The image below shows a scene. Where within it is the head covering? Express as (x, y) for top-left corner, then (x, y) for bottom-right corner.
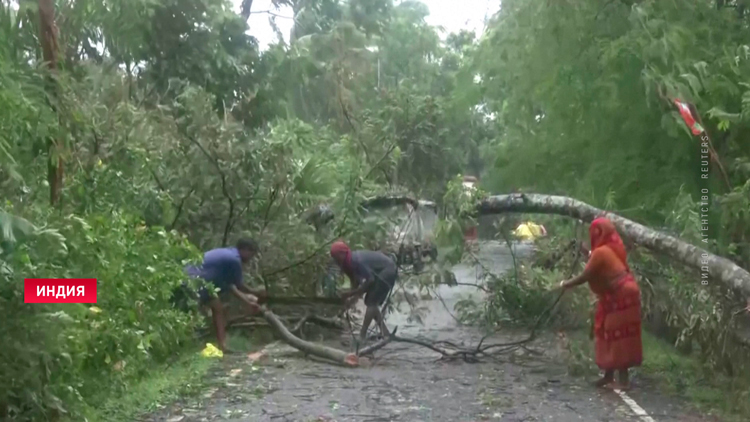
(589, 217), (629, 270)
(330, 241), (353, 274)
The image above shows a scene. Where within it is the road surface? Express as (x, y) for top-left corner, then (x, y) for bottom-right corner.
(145, 241), (719, 422)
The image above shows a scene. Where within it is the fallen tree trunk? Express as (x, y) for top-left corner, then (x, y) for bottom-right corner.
(303, 195), (436, 229)
(361, 195), (419, 210)
(262, 308), (351, 364)
(261, 308), (392, 366)
(476, 193), (750, 299)
(342, 192), (750, 299)
(265, 296), (345, 306)
(361, 195), (436, 211)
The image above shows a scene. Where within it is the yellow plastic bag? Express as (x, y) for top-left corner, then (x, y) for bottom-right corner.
(527, 222), (543, 237)
(514, 222), (544, 240)
(514, 223), (535, 240)
(201, 343), (223, 358)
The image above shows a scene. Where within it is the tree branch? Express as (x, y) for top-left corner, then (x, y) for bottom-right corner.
(183, 134), (235, 246)
(169, 187), (195, 231)
(261, 308), (393, 366)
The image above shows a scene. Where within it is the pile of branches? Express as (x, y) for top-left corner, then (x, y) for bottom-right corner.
(223, 288), (565, 367)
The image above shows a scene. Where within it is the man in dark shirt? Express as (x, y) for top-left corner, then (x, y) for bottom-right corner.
(329, 241), (398, 345)
(185, 238), (267, 352)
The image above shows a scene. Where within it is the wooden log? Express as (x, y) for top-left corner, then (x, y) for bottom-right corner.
(265, 296), (345, 306)
(475, 193), (750, 299)
(262, 308), (352, 364)
(260, 308), (393, 366)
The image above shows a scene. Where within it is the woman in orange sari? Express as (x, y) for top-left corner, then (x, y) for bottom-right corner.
(560, 217), (642, 390)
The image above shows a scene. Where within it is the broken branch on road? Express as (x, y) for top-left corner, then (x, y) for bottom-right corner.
(250, 285), (565, 366)
(261, 308), (394, 366)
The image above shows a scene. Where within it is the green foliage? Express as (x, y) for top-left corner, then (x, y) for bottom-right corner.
(0, 0), (494, 413)
(5, 0), (750, 419)
(80, 353), (215, 422)
(0, 211), (200, 420)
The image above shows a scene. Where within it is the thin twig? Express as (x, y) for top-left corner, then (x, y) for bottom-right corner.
(183, 133), (235, 246)
(430, 287), (463, 325)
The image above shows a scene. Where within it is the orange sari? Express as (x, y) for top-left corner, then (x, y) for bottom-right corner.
(586, 218), (643, 371)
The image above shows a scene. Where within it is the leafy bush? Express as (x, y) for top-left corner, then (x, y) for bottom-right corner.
(0, 210), (201, 421)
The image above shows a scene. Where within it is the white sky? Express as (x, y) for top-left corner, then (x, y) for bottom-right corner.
(237, 0), (497, 50)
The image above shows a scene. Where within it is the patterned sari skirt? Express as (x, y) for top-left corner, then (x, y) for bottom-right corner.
(594, 274), (643, 370)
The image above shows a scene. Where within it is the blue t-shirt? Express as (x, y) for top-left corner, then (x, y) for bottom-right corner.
(186, 247), (243, 292)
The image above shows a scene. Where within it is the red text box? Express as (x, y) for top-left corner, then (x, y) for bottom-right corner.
(24, 279), (97, 303)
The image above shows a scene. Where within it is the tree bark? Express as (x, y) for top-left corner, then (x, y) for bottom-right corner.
(476, 193), (750, 299)
(265, 296), (345, 306)
(262, 308), (352, 364)
(240, 0), (254, 20)
(261, 308), (392, 366)
(361, 195), (436, 211)
(38, 0), (63, 206)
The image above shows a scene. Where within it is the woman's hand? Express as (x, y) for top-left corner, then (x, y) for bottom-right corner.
(559, 279), (571, 290)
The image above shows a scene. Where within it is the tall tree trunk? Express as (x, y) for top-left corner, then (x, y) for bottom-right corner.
(38, 0), (63, 206)
(352, 193), (750, 300)
(476, 193), (750, 300)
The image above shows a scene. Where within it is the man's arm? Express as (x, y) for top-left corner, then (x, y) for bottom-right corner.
(229, 284), (261, 312)
(343, 279), (374, 298)
(229, 261), (265, 306)
(341, 261), (374, 298)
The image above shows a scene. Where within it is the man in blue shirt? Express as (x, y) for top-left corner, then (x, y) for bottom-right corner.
(186, 238), (267, 352)
(329, 241), (398, 346)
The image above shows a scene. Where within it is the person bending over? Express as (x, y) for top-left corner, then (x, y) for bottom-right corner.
(186, 238), (267, 352)
(329, 241), (398, 345)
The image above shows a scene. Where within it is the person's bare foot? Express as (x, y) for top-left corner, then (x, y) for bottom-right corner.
(594, 377), (614, 388)
(594, 370), (615, 388)
(611, 381), (631, 391)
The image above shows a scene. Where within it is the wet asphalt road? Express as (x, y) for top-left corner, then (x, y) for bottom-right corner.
(145, 241), (720, 422)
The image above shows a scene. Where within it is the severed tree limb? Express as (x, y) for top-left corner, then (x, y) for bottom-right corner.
(358, 327), (398, 356)
(265, 296), (346, 306)
(360, 195), (436, 211)
(475, 193), (750, 299)
(224, 311), (345, 331)
(260, 308), (393, 366)
(262, 308), (353, 364)
(303, 195), (436, 228)
(250, 301), (550, 365)
(289, 314), (346, 333)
